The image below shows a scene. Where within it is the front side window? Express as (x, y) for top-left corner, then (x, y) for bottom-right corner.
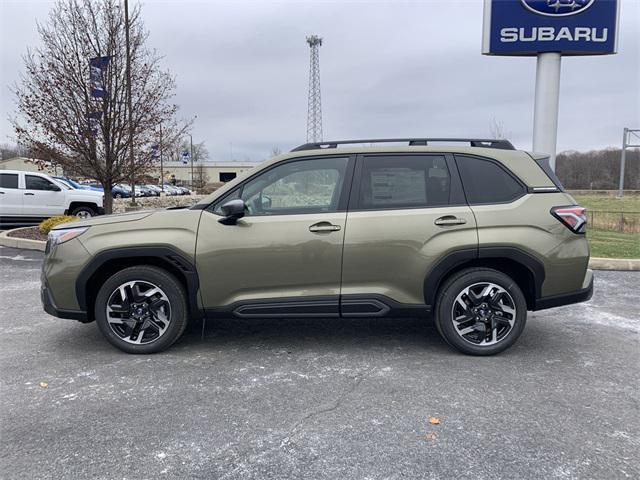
(214, 157), (349, 216)
(358, 155), (451, 209)
(0, 173), (19, 189)
(25, 175), (59, 191)
(456, 156), (524, 204)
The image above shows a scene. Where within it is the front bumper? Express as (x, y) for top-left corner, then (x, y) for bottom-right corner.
(533, 269), (594, 311)
(41, 281), (88, 322)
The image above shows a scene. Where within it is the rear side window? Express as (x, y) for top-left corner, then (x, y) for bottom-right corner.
(0, 173), (19, 189)
(358, 155), (452, 209)
(456, 156), (524, 204)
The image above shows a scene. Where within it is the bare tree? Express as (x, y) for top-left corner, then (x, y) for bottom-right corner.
(270, 146), (282, 157)
(12, 0), (188, 213)
(488, 117), (512, 140)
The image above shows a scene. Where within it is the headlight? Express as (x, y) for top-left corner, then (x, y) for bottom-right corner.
(48, 227), (89, 248)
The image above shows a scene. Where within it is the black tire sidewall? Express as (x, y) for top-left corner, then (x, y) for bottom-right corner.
(72, 206), (96, 217)
(436, 268), (527, 356)
(95, 266), (188, 354)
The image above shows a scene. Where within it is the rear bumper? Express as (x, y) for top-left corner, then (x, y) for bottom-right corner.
(41, 281), (88, 322)
(533, 269), (594, 311)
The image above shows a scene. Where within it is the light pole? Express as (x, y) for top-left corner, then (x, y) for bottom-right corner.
(159, 122), (164, 192)
(124, 0), (136, 205)
(189, 134), (194, 189)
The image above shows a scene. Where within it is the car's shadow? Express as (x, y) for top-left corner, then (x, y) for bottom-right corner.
(51, 314), (555, 356)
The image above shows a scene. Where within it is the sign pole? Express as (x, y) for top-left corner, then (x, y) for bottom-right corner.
(532, 52), (562, 170)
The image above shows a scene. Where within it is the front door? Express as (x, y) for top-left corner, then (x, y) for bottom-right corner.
(23, 174), (66, 217)
(196, 155), (354, 317)
(340, 153), (477, 314)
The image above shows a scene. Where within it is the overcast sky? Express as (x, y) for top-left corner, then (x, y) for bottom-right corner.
(1, 0), (639, 161)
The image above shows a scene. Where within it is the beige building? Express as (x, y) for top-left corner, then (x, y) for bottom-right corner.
(150, 161), (257, 186)
(0, 157), (62, 175)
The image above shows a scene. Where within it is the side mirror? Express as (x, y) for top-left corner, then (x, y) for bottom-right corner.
(218, 199), (247, 225)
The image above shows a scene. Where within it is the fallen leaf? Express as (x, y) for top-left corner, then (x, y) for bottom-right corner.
(428, 416), (441, 425)
(39, 382), (49, 389)
(425, 432), (437, 440)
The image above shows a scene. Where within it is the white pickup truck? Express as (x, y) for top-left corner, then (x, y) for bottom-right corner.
(0, 170), (104, 227)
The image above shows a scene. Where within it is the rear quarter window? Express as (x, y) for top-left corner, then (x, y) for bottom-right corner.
(456, 155), (525, 204)
(0, 173), (19, 189)
(534, 157), (565, 191)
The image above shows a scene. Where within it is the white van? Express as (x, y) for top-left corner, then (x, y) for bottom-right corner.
(0, 170), (104, 227)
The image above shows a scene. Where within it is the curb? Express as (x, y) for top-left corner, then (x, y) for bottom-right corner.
(588, 257), (640, 271)
(0, 227), (638, 270)
(0, 228), (46, 252)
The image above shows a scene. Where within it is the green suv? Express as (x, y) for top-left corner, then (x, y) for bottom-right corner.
(41, 138), (593, 355)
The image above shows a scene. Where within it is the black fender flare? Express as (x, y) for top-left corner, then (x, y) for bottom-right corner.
(423, 246), (545, 308)
(76, 246), (201, 318)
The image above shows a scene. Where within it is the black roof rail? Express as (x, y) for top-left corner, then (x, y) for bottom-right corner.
(291, 138), (516, 152)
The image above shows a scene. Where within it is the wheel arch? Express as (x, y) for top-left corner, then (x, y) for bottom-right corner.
(67, 201), (99, 213)
(76, 246), (201, 322)
(424, 247), (544, 311)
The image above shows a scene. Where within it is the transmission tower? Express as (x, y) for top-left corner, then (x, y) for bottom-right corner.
(306, 35), (323, 143)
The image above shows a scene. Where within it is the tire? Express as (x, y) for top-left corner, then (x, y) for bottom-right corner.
(435, 268), (527, 356)
(71, 205), (96, 219)
(115, 193), (123, 198)
(94, 266), (189, 354)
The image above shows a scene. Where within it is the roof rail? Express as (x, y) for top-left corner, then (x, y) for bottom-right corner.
(291, 138), (516, 152)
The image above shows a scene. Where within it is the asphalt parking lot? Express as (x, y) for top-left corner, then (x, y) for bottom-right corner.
(0, 245), (638, 480)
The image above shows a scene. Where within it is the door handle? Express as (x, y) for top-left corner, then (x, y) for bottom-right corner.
(24, 192), (35, 196)
(434, 215), (466, 226)
(309, 222), (341, 233)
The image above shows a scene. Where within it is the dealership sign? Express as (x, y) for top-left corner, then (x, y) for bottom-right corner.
(483, 0), (620, 56)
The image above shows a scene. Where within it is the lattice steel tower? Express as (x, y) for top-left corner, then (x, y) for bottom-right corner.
(306, 35), (323, 143)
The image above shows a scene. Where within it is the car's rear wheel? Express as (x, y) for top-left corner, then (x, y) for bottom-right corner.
(71, 205), (96, 218)
(95, 266), (189, 354)
(435, 268), (527, 355)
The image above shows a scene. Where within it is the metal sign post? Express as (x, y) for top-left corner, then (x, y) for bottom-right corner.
(532, 52), (561, 169)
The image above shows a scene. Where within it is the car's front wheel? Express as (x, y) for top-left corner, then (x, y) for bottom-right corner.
(94, 266), (189, 354)
(435, 268), (527, 355)
(71, 205), (96, 218)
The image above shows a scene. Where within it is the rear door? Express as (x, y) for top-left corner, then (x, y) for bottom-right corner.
(23, 174), (66, 217)
(0, 172), (23, 217)
(340, 153), (477, 315)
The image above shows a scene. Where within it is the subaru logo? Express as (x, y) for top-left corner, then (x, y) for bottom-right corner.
(520, 0), (595, 17)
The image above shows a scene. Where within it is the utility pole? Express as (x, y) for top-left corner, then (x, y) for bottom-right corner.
(618, 128), (640, 198)
(124, 0), (136, 205)
(306, 35), (323, 143)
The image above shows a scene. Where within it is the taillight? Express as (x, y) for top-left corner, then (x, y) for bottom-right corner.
(551, 206), (586, 233)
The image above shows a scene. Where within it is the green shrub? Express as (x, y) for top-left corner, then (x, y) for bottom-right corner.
(39, 215), (79, 234)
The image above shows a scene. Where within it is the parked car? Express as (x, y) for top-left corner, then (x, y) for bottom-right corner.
(112, 184), (132, 199)
(162, 184), (181, 196)
(0, 170), (104, 226)
(144, 185), (162, 196)
(142, 185), (160, 197)
(41, 138), (592, 355)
